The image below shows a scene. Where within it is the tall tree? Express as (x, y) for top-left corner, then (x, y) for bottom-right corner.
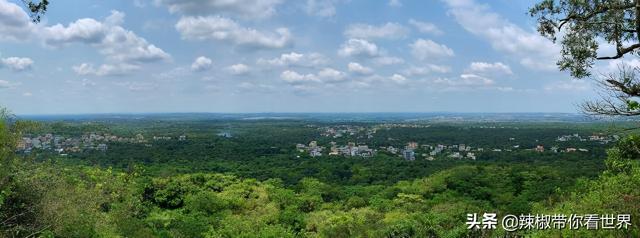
(530, 0), (640, 116)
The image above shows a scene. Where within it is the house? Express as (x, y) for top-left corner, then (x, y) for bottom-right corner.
(403, 149), (415, 161)
(466, 152), (476, 160)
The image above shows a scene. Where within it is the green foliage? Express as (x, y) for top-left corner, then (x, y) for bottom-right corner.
(530, 0), (636, 78)
(1, 113), (636, 237)
(21, 0), (49, 23)
(605, 135), (640, 174)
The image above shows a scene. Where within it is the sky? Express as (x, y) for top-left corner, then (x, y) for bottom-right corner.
(0, 0), (621, 114)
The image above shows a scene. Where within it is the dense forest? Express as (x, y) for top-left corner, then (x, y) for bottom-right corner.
(1, 115), (638, 237)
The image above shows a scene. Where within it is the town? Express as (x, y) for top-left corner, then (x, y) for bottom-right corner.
(17, 132), (187, 155)
(17, 124), (618, 163)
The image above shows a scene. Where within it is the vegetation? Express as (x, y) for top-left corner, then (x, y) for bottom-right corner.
(530, 0), (640, 116)
(0, 112), (638, 237)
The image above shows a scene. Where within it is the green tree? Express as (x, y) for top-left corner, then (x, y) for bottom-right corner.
(530, 0), (640, 116)
(20, 0), (49, 23)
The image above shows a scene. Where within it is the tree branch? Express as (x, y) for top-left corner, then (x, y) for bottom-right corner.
(596, 43), (640, 59)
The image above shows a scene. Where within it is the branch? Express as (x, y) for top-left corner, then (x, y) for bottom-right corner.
(596, 43), (640, 59)
(558, 3), (635, 30)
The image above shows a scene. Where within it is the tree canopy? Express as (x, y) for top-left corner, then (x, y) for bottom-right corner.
(530, 0), (640, 116)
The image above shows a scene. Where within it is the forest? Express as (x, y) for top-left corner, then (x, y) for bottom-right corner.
(0, 115), (638, 237)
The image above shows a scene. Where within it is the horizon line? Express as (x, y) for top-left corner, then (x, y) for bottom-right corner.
(16, 111), (586, 116)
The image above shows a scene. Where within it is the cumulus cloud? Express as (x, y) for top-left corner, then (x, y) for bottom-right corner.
(344, 22), (408, 40)
(317, 67), (346, 82)
(45, 11), (170, 65)
(402, 64), (451, 76)
(176, 16), (292, 49)
(0, 0), (34, 41)
(227, 63), (250, 75)
(154, 0), (284, 19)
(442, 0), (559, 71)
(281, 68), (347, 84)
(257, 52), (328, 67)
(338, 38), (379, 57)
(43, 11), (170, 76)
(389, 74), (407, 83)
(408, 19), (443, 35)
(72, 63), (140, 77)
(373, 56), (404, 65)
(433, 74), (495, 88)
(466, 62), (512, 75)
(191, 56), (213, 71)
(281, 70), (320, 84)
(1, 57), (33, 71)
(305, 0), (338, 17)
(348, 62), (373, 75)
(409, 39), (454, 60)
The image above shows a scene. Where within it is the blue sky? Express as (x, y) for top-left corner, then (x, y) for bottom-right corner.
(0, 0), (604, 114)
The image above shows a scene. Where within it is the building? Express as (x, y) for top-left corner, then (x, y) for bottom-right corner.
(403, 149), (415, 161)
(406, 142), (418, 150)
(97, 143), (108, 151)
(466, 152), (476, 160)
(535, 145), (544, 152)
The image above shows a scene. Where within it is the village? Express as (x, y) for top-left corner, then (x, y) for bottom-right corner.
(16, 132), (187, 155)
(294, 125), (619, 161)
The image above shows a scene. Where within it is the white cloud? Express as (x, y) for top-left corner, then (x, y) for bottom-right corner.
(0, 0), (34, 41)
(599, 58), (640, 74)
(281, 68), (347, 84)
(344, 22), (408, 40)
(408, 19), (443, 35)
(238, 82), (275, 92)
(1, 57), (33, 71)
(458, 74), (494, 85)
(409, 39), (454, 60)
(22, 92), (32, 97)
(72, 63), (140, 77)
(389, 0), (402, 7)
(227, 63), (250, 75)
(280, 70), (319, 84)
(373, 56), (404, 65)
(45, 11), (170, 64)
(466, 62), (512, 75)
(0, 79), (10, 88)
(338, 38), (379, 57)
(154, 0), (284, 19)
(402, 64), (451, 76)
(257, 52), (328, 67)
(44, 11), (170, 76)
(115, 81), (158, 92)
(432, 74), (495, 88)
(442, 0), (559, 71)
(191, 56), (213, 71)
(317, 67), (346, 82)
(544, 80), (590, 91)
(176, 16), (292, 49)
(348, 62), (373, 75)
(305, 0), (337, 17)
(389, 74), (407, 83)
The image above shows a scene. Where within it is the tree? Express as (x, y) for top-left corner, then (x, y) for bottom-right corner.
(20, 0), (49, 23)
(530, 0), (640, 116)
